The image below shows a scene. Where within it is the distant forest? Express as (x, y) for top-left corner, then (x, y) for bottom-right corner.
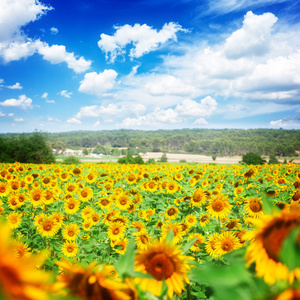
(2, 128), (298, 157)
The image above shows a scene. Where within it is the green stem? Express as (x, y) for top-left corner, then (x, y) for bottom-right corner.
(186, 283), (191, 300)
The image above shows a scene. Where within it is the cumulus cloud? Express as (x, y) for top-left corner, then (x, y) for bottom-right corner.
(0, 111), (5, 117)
(98, 22), (185, 62)
(38, 44), (92, 73)
(224, 11), (278, 59)
(79, 70), (118, 97)
(41, 92), (48, 99)
(76, 104), (122, 118)
(193, 118), (208, 125)
(0, 94), (32, 109)
(6, 82), (22, 89)
(0, 0), (52, 42)
(67, 117), (81, 124)
(59, 90), (72, 98)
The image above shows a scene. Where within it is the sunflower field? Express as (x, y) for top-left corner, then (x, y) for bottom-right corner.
(0, 161), (300, 300)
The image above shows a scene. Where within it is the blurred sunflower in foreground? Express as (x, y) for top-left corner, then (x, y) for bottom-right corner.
(0, 222), (49, 300)
(245, 208), (300, 285)
(135, 238), (194, 299)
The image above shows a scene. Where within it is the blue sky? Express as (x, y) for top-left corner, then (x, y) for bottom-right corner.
(1, 0), (300, 133)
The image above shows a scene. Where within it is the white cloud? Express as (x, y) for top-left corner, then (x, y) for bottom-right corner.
(47, 117), (60, 122)
(38, 44), (92, 73)
(93, 120), (100, 127)
(45, 99), (55, 103)
(0, 95), (32, 109)
(129, 104), (147, 116)
(14, 117), (24, 122)
(59, 90), (72, 98)
(8, 113), (14, 117)
(6, 82), (22, 89)
(224, 11), (278, 59)
(0, 111), (5, 117)
(50, 27), (58, 35)
(0, 0), (52, 42)
(175, 97), (217, 117)
(98, 22), (185, 62)
(79, 70), (118, 97)
(145, 75), (196, 96)
(67, 117), (81, 124)
(76, 103), (122, 118)
(41, 92), (48, 99)
(270, 119), (300, 128)
(193, 118), (208, 125)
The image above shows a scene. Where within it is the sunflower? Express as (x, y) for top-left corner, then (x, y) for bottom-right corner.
(0, 222), (49, 300)
(89, 212), (101, 225)
(54, 260), (130, 300)
(199, 214), (210, 226)
(205, 233), (220, 258)
(81, 206), (94, 219)
(165, 206), (180, 220)
(62, 223), (80, 240)
(214, 231), (241, 257)
(146, 180), (157, 192)
(274, 288), (300, 300)
(78, 186), (93, 202)
(37, 216), (60, 237)
(161, 222), (184, 244)
(86, 172), (97, 184)
(126, 173), (137, 184)
(116, 194), (132, 211)
(0, 181), (9, 197)
(244, 197), (264, 218)
(8, 194), (21, 210)
(185, 214), (197, 227)
(82, 220), (93, 231)
(166, 180), (179, 194)
(64, 182), (78, 194)
(131, 220), (146, 232)
(52, 212), (65, 228)
(64, 198), (80, 214)
(191, 188), (207, 206)
(133, 230), (152, 250)
(188, 233), (206, 252)
(113, 238), (128, 255)
(11, 240), (31, 258)
(245, 210), (300, 285)
(97, 197), (112, 210)
(7, 212), (22, 229)
(30, 187), (46, 208)
(135, 238), (194, 299)
(207, 194), (232, 220)
(62, 241), (78, 257)
(34, 213), (46, 227)
(107, 221), (126, 242)
(71, 167), (82, 177)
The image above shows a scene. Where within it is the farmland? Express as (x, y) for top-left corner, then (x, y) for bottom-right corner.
(0, 161), (300, 299)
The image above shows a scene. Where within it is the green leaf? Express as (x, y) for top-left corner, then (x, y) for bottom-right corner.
(279, 227), (300, 270)
(261, 194), (279, 215)
(166, 228), (175, 243)
(182, 237), (198, 254)
(114, 239), (136, 280)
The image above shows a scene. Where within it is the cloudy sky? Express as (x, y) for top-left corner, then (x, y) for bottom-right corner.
(1, 0), (300, 133)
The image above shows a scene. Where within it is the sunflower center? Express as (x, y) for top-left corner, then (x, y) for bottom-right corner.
(81, 191), (88, 197)
(101, 199), (109, 206)
(262, 219), (297, 262)
(221, 240), (234, 252)
(0, 186), (5, 193)
(11, 217), (18, 224)
(212, 200), (225, 212)
(113, 228), (120, 235)
(120, 199), (127, 205)
(33, 194), (41, 201)
(167, 208), (176, 216)
(249, 200), (262, 212)
(44, 223), (53, 231)
(193, 192), (202, 202)
(67, 246), (74, 253)
(73, 168), (81, 175)
(145, 253), (175, 280)
(140, 235), (149, 244)
(68, 230), (74, 236)
(69, 203), (75, 209)
(67, 186), (75, 192)
(43, 178), (50, 184)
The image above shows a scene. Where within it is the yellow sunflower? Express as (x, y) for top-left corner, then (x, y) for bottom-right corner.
(6, 212), (22, 229)
(244, 196), (264, 218)
(207, 194), (232, 220)
(274, 288), (300, 300)
(116, 194), (132, 211)
(245, 210), (300, 285)
(185, 214), (197, 227)
(54, 260), (130, 300)
(205, 233), (220, 258)
(133, 230), (152, 250)
(8, 194), (21, 210)
(131, 220), (146, 232)
(165, 206), (180, 220)
(112, 238), (128, 255)
(161, 222), (184, 244)
(62, 223), (80, 240)
(214, 231), (241, 257)
(166, 180), (179, 194)
(0, 181), (9, 197)
(89, 212), (101, 225)
(62, 241), (78, 257)
(135, 238), (194, 299)
(37, 216), (60, 237)
(107, 221), (126, 242)
(188, 233), (206, 252)
(64, 182), (78, 194)
(191, 188), (207, 206)
(78, 186), (93, 202)
(11, 240), (31, 258)
(97, 197), (112, 210)
(30, 187), (46, 208)
(64, 198), (80, 214)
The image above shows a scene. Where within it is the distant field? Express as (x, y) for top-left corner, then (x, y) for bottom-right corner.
(56, 152), (300, 164)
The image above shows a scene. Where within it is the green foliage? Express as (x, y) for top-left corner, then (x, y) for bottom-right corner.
(0, 132), (55, 163)
(268, 154), (280, 164)
(212, 154), (217, 161)
(82, 148), (89, 156)
(160, 153), (168, 162)
(242, 152), (266, 165)
(62, 155), (81, 164)
(117, 153), (144, 164)
(147, 158), (156, 164)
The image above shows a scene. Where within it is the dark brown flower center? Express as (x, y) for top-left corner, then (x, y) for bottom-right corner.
(145, 253), (175, 280)
(212, 200), (224, 212)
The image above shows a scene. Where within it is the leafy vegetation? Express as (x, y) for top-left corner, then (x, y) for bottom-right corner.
(242, 152), (266, 165)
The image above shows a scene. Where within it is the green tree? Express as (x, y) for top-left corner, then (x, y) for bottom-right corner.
(83, 148), (89, 156)
(160, 153), (168, 162)
(242, 152), (266, 165)
(268, 154), (280, 164)
(62, 155), (81, 164)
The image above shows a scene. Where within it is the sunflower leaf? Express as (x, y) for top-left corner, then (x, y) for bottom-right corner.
(261, 194), (279, 215)
(114, 239), (135, 280)
(166, 228), (175, 243)
(279, 227), (300, 270)
(181, 237), (198, 254)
